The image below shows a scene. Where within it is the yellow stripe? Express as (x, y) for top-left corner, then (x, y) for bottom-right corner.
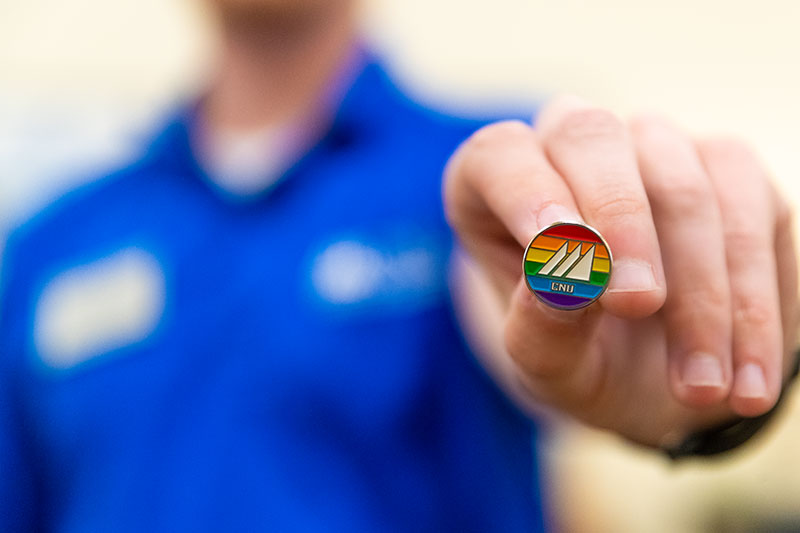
(526, 247), (555, 263)
(592, 258), (610, 273)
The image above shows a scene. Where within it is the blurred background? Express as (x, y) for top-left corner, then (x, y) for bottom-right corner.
(2, 0), (799, 531)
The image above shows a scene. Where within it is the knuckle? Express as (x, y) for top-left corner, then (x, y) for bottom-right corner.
(630, 114), (686, 152)
(649, 172), (713, 215)
(700, 136), (764, 178)
(550, 107), (625, 143)
(674, 283), (729, 318)
(629, 113), (671, 135)
(503, 322), (550, 375)
(452, 120), (535, 183)
(701, 136), (752, 158)
(669, 285), (730, 346)
(469, 120), (532, 150)
(723, 225), (764, 256)
(503, 316), (574, 379)
(733, 295), (776, 332)
(589, 190), (648, 223)
(504, 341), (556, 379)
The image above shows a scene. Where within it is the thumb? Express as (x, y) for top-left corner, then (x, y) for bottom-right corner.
(504, 279), (605, 408)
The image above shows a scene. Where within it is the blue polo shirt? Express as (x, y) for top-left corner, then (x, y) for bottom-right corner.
(0, 62), (547, 532)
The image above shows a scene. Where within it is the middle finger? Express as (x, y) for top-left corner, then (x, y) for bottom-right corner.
(536, 96), (666, 319)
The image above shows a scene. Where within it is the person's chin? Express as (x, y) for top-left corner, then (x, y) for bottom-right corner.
(210, 0), (343, 20)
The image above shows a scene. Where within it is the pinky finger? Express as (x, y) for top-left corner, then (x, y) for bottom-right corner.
(699, 139), (783, 416)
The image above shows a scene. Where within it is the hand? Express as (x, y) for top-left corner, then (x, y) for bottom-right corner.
(444, 96), (799, 448)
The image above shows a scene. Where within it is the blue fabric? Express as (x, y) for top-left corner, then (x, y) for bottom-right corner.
(0, 62), (547, 532)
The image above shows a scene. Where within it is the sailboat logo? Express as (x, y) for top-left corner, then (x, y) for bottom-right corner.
(524, 223), (612, 310)
(537, 241), (596, 281)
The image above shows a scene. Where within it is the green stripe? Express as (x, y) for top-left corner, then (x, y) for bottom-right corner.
(589, 271), (609, 286)
(525, 260), (544, 275)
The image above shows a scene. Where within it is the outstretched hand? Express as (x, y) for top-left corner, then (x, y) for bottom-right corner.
(444, 96), (798, 448)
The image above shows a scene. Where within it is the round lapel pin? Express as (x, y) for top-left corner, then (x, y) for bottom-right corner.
(523, 222), (613, 310)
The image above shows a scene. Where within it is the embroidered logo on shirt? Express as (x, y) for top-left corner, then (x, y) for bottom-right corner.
(309, 235), (446, 312)
(34, 247), (166, 369)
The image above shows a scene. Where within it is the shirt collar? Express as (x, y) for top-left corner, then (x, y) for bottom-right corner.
(143, 54), (399, 202)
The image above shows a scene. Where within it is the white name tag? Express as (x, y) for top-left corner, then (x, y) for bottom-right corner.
(34, 247), (165, 369)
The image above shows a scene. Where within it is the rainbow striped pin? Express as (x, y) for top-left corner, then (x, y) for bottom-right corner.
(524, 222), (613, 310)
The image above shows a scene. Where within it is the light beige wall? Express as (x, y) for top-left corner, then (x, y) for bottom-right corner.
(361, 0), (800, 203)
(2, 0), (797, 215)
(2, 0), (798, 196)
(1, 1), (799, 531)
(0, 0), (212, 101)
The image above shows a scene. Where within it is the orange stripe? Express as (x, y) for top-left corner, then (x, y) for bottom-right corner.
(531, 235), (565, 251)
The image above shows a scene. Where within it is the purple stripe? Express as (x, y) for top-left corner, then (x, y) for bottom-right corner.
(535, 291), (592, 310)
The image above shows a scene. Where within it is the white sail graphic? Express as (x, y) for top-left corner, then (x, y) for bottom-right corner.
(565, 245), (595, 282)
(551, 245), (582, 277)
(537, 241), (597, 282)
(538, 242), (568, 275)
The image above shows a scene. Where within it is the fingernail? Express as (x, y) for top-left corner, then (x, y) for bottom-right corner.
(734, 363), (767, 399)
(537, 204), (582, 231)
(607, 258), (657, 293)
(682, 353), (724, 388)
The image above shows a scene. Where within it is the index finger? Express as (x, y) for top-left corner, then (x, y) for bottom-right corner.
(444, 120), (602, 383)
(444, 121), (583, 295)
(536, 97), (666, 318)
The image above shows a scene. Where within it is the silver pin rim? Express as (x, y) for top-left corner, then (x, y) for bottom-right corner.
(522, 221), (613, 310)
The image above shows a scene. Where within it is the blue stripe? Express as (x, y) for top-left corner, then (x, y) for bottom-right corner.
(526, 275), (603, 299)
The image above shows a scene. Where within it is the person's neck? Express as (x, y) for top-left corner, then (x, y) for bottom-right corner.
(203, 5), (358, 132)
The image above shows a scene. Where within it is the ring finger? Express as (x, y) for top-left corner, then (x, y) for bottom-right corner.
(632, 116), (732, 407)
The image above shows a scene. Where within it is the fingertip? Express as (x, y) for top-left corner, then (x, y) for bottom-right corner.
(601, 258), (666, 318)
(729, 363), (780, 417)
(670, 352), (732, 408)
(628, 112), (676, 136)
(535, 94), (594, 127)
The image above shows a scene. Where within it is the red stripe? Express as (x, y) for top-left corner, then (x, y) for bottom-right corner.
(542, 224), (602, 243)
